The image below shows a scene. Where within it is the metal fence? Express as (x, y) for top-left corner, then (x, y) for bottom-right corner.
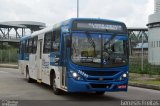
(129, 31), (160, 75)
(130, 52), (160, 75)
(0, 49), (18, 64)
(0, 42), (19, 64)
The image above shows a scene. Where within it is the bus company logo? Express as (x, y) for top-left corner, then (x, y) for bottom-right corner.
(42, 59), (49, 68)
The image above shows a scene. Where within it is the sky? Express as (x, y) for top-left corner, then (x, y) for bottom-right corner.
(0, 0), (154, 27)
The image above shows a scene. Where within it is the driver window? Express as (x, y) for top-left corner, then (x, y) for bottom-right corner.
(43, 32), (52, 53)
(51, 27), (61, 52)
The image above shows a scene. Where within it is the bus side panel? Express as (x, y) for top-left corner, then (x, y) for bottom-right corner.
(19, 52), (29, 76)
(28, 54), (37, 80)
(19, 60), (24, 74)
(19, 60), (29, 76)
(40, 54), (62, 88)
(41, 54), (50, 85)
(50, 66), (62, 89)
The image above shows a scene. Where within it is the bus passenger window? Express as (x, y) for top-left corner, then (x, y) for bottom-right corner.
(52, 29), (60, 52)
(33, 37), (38, 54)
(25, 40), (29, 53)
(28, 39), (33, 53)
(43, 32), (52, 53)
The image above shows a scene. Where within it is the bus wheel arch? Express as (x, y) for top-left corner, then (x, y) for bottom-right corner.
(26, 65), (29, 79)
(50, 69), (62, 95)
(26, 65), (33, 83)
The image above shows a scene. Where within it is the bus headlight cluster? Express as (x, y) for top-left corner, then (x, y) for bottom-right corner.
(72, 72), (78, 78)
(122, 73), (127, 78)
(119, 72), (128, 81)
(70, 70), (83, 80)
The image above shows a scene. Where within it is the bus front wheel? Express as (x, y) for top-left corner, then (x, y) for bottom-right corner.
(52, 78), (62, 95)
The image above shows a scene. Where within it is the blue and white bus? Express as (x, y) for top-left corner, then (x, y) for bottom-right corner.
(19, 18), (129, 95)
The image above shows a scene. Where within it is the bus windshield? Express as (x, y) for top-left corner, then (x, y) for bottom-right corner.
(71, 32), (128, 67)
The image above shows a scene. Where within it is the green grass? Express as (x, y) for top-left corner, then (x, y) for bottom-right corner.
(129, 73), (160, 86)
(129, 80), (160, 86)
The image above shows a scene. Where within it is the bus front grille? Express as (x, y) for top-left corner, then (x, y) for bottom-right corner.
(87, 78), (114, 81)
(83, 70), (119, 76)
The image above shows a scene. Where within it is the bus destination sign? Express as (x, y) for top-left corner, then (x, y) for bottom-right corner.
(77, 23), (123, 31)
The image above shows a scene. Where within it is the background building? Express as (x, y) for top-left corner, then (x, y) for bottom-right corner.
(148, 0), (160, 65)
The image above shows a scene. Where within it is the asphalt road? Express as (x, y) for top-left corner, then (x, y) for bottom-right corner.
(0, 68), (160, 106)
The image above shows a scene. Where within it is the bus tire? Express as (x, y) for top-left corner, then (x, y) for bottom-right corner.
(26, 67), (33, 83)
(96, 91), (105, 95)
(52, 76), (61, 95)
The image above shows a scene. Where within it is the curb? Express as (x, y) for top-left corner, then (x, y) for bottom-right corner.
(129, 82), (160, 91)
(0, 64), (18, 69)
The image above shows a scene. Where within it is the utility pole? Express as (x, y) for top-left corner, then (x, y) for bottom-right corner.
(141, 34), (144, 71)
(77, 0), (79, 18)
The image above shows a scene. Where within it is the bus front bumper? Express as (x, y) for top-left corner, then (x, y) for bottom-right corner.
(67, 78), (128, 92)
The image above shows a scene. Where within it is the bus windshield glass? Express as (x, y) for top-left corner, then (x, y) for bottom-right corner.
(71, 33), (128, 67)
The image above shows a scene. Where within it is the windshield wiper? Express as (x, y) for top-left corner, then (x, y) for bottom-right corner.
(103, 34), (117, 61)
(103, 34), (117, 55)
(104, 34), (116, 46)
(85, 31), (96, 56)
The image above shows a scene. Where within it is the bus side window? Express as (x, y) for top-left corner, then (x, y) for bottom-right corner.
(52, 28), (61, 52)
(25, 40), (29, 53)
(43, 32), (52, 53)
(32, 37), (38, 54)
(28, 38), (33, 53)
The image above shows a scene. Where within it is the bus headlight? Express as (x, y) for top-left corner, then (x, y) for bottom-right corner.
(119, 72), (128, 81)
(72, 72), (78, 78)
(122, 73), (127, 78)
(70, 70), (83, 81)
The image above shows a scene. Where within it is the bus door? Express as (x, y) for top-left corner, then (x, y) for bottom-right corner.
(61, 34), (68, 89)
(36, 39), (43, 80)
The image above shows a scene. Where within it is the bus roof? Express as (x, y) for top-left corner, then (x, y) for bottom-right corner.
(60, 18), (126, 28)
(31, 26), (53, 37)
(21, 18), (126, 40)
